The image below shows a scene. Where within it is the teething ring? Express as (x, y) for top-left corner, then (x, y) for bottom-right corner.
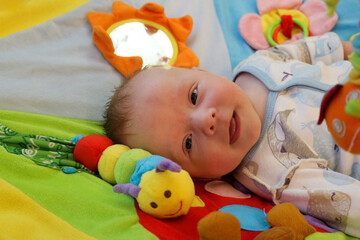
(267, 18), (309, 47)
(272, 23), (304, 44)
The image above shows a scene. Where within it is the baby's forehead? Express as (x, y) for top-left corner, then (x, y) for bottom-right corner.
(131, 67), (191, 90)
(136, 66), (193, 79)
(142, 66), (167, 75)
(130, 66), (165, 84)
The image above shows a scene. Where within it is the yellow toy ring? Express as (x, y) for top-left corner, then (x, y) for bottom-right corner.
(267, 18), (309, 47)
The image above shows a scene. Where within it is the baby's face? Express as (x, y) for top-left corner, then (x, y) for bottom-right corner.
(123, 67), (261, 178)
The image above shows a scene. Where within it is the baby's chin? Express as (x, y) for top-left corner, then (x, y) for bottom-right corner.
(189, 164), (240, 179)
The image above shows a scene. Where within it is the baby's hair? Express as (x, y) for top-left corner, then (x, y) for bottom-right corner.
(103, 77), (134, 143)
(103, 65), (163, 143)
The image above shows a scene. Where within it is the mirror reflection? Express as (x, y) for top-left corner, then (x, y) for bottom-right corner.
(109, 21), (176, 68)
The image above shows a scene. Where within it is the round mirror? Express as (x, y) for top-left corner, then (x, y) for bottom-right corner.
(107, 19), (178, 68)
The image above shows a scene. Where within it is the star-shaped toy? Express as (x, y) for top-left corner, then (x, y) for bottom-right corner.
(87, 1), (199, 78)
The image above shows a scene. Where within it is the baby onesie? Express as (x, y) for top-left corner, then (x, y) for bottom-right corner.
(232, 32), (360, 237)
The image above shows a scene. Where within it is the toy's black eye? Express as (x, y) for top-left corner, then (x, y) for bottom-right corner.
(150, 202), (158, 208)
(164, 190), (171, 198)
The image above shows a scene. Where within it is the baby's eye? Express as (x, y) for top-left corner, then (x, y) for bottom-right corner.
(185, 135), (192, 151)
(190, 88), (198, 105)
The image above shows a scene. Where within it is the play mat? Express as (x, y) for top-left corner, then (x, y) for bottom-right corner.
(0, 0), (359, 239)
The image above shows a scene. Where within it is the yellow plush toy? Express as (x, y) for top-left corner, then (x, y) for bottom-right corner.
(113, 157), (202, 219)
(73, 135), (203, 219)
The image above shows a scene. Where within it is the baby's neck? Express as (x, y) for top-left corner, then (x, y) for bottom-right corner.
(234, 72), (269, 125)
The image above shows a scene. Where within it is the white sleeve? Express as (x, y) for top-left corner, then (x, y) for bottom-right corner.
(335, 148), (360, 177)
(253, 32), (344, 65)
(276, 159), (360, 238)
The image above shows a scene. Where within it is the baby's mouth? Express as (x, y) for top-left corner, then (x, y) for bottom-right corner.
(229, 111), (240, 145)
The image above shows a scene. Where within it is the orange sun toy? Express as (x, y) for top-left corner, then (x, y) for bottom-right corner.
(87, 1), (199, 78)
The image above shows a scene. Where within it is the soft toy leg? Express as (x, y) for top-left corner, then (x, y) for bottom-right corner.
(267, 203), (316, 240)
(254, 226), (296, 240)
(197, 211), (241, 240)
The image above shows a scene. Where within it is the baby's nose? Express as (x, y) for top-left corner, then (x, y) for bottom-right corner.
(193, 108), (217, 136)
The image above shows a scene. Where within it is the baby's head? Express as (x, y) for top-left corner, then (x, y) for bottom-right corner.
(104, 66), (261, 178)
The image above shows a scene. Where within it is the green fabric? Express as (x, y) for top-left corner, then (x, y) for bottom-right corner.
(305, 232), (360, 240)
(0, 122), (93, 173)
(0, 110), (157, 240)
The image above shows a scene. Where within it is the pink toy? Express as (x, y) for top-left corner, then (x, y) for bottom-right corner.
(239, 0), (338, 50)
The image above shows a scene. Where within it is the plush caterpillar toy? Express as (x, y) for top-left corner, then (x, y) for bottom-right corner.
(73, 135), (203, 219)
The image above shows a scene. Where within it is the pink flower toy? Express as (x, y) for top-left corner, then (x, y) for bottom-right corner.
(239, 0), (338, 50)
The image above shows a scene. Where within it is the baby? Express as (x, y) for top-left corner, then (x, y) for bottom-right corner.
(104, 32), (360, 237)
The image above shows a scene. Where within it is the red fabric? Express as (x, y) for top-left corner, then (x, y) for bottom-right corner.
(281, 15), (294, 38)
(318, 84), (343, 125)
(137, 181), (328, 240)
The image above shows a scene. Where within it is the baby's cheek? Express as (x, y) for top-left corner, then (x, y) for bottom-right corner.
(208, 156), (236, 175)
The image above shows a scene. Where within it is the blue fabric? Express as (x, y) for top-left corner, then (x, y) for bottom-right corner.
(130, 155), (163, 185)
(331, 0), (360, 40)
(213, 0), (257, 69)
(70, 134), (84, 144)
(213, 0), (360, 70)
(219, 204), (271, 231)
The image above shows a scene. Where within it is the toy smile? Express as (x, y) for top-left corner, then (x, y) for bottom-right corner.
(229, 111), (240, 144)
(165, 201), (183, 217)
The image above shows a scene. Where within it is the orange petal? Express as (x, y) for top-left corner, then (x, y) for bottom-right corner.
(93, 25), (114, 53)
(111, 56), (143, 79)
(87, 12), (114, 29)
(174, 42), (199, 67)
(112, 1), (137, 20)
(167, 15), (193, 42)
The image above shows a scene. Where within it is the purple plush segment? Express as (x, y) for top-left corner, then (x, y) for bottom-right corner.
(304, 215), (338, 233)
(113, 183), (141, 198)
(155, 159), (182, 173)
